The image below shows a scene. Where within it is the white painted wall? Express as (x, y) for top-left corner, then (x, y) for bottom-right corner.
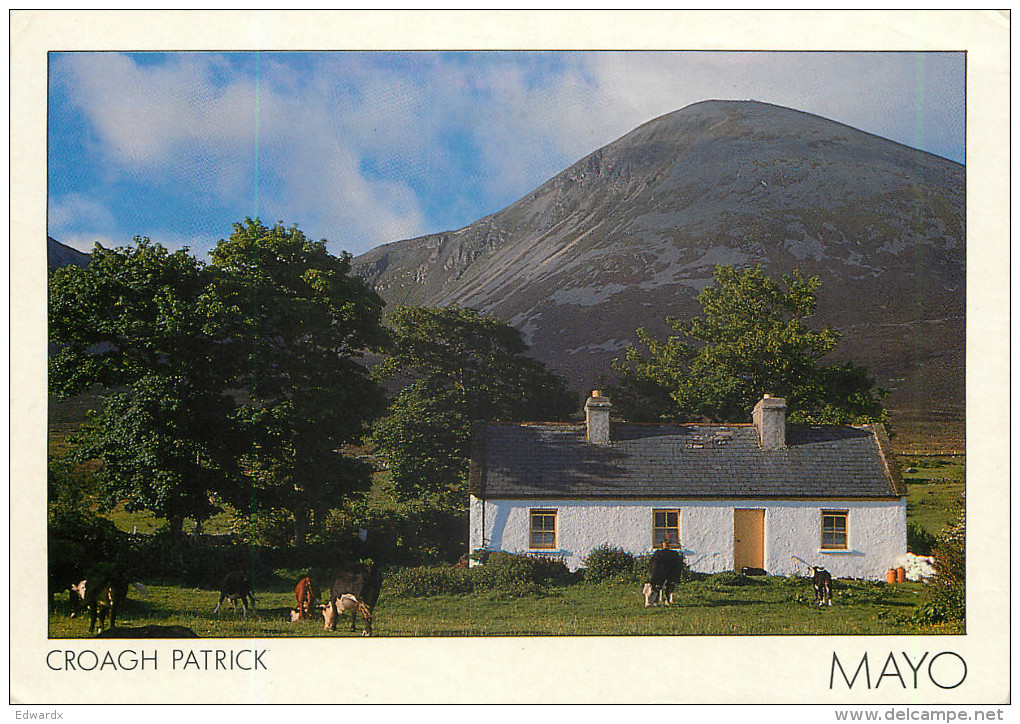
(469, 495), (907, 580)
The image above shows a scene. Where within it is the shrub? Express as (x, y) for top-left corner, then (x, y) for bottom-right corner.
(470, 552), (567, 592)
(707, 571), (760, 588)
(907, 523), (937, 556)
(388, 565), (474, 597)
(913, 512), (965, 625)
(582, 544), (635, 583)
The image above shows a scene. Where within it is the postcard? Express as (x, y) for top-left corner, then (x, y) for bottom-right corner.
(10, 9), (1010, 711)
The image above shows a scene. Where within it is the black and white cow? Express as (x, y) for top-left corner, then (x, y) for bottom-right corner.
(643, 546), (684, 607)
(320, 563), (382, 636)
(812, 566), (833, 606)
(213, 571), (256, 617)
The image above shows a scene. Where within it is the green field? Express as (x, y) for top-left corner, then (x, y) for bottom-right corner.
(900, 455), (965, 538)
(48, 395), (965, 639)
(49, 572), (960, 639)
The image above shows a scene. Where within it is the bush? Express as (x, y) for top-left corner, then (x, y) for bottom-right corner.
(707, 571), (760, 588)
(913, 512), (965, 625)
(388, 552), (571, 598)
(582, 544), (635, 583)
(388, 565), (474, 597)
(471, 552), (570, 592)
(907, 523), (937, 556)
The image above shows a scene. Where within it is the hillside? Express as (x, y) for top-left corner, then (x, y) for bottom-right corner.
(353, 100), (964, 442)
(48, 236), (90, 268)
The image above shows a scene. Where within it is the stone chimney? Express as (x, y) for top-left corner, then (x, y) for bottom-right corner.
(585, 390), (612, 445)
(752, 394), (786, 450)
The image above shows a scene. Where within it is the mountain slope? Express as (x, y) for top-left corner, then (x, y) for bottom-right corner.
(353, 100), (964, 424)
(48, 236), (90, 268)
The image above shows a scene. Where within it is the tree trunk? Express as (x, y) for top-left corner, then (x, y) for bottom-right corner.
(167, 513), (186, 543)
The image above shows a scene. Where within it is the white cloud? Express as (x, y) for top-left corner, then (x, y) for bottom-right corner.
(52, 51), (964, 259)
(49, 193), (117, 236)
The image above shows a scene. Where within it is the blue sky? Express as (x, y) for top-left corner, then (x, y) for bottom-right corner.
(48, 51), (965, 260)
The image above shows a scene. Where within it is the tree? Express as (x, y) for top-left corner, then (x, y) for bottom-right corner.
(208, 218), (389, 544)
(610, 265), (886, 424)
(372, 306), (577, 501)
(49, 238), (241, 537)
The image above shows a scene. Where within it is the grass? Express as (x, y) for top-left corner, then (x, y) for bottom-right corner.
(899, 455), (965, 537)
(49, 573), (960, 639)
(101, 505), (236, 536)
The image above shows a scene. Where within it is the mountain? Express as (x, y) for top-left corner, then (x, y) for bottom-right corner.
(48, 236), (90, 268)
(361, 100), (963, 442)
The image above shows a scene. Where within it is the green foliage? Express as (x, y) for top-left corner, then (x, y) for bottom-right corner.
(356, 497), (468, 566)
(610, 265), (886, 424)
(210, 218), (389, 543)
(49, 238), (242, 534)
(469, 552), (571, 593)
(907, 523), (938, 556)
(582, 544), (635, 583)
(914, 512), (965, 624)
(388, 552), (571, 598)
(370, 382), (471, 500)
(706, 571), (762, 588)
(387, 565), (475, 597)
(49, 220), (389, 542)
(231, 507), (294, 548)
(48, 237), (222, 396)
(70, 375), (241, 531)
(372, 305), (576, 501)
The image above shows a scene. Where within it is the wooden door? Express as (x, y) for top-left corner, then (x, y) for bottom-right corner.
(733, 509), (765, 571)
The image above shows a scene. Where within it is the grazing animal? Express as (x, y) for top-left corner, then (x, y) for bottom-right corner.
(96, 625), (198, 638)
(72, 574), (147, 634)
(453, 554), (471, 568)
(644, 544), (684, 607)
(293, 576), (317, 620)
(323, 563), (382, 636)
(320, 594), (372, 631)
(213, 571), (256, 617)
(812, 566), (833, 606)
(48, 539), (92, 616)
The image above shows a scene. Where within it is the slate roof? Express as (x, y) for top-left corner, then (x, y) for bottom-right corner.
(469, 422), (903, 500)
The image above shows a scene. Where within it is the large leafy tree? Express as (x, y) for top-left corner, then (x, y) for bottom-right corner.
(208, 218), (389, 544)
(49, 238), (242, 537)
(610, 265), (885, 424)
(372, 306), (577, 501)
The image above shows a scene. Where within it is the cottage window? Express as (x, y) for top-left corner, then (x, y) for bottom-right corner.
(652, 509), (680, 548)
(821, 510), (848, 550)
(529, 509), (557, 549)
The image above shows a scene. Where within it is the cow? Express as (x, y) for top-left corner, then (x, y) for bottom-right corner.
(320, 594), (372, 631)
(72, 573), (147, 635)
(321, 563), (382, 636)
(644, 541), (684, 608)
(48, 539), (92, 616)
(213, 571), (256, 617)
(812, 566), (833, 606)
(96, 625), (198, 638)
(292, 576), (317, 621)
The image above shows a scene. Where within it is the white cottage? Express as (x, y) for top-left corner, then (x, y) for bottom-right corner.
(468, 393), (907, 579)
